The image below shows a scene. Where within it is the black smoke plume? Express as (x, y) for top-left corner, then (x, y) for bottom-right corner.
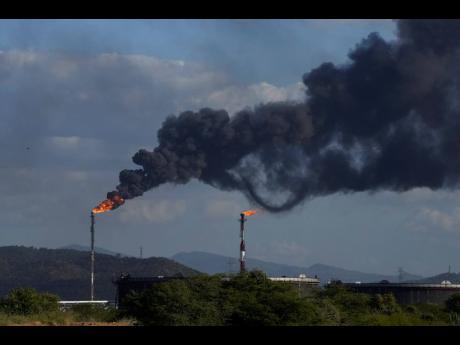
(107, 20), (460, 212)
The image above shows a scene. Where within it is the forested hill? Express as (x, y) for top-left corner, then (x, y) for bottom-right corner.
(0, 246), (200, 300)
(172, 251), (423, 283)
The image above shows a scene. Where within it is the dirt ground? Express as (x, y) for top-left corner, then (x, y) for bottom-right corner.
(9, 321), (133, 326)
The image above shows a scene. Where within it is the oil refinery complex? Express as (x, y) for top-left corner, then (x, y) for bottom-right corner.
(91, 209), (460, 309)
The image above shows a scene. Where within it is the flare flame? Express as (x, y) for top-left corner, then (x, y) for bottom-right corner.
(241, 209), (257, 217)
(92, 195), (125, 214)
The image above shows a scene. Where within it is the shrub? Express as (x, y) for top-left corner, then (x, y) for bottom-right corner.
(313, 298), (342, 325)
(420, 313), (434, 321)
(0, 288), (59, 315)
(448, 312), (460, 325)
(405, 305), (417, 314)
(69, 304), (119, 322)
(369, 293), (401, 314)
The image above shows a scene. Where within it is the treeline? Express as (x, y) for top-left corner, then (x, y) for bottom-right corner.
(121, 271), (460, 326)
(3, 272), (460, 325)
(0, 246), (199, 300)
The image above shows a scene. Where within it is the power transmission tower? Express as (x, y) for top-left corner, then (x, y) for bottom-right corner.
(398, 267), (404, 282)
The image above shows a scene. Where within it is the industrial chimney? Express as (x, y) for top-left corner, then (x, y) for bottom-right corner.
(239, 213), (246, 274)
(90, 212), (95, 301)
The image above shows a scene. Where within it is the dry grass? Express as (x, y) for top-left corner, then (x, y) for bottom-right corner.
(0, 311), (135, 326)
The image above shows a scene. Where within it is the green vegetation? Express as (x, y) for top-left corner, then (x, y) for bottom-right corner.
(4, 275), (460, 325)
(0, 287), (129, 325)
(122, 271), (320, 326)
(121, 272), (460, 326)
(445, 293), (460, 313)
(0, 287), (59, 315)
(68, 304), (120, 323)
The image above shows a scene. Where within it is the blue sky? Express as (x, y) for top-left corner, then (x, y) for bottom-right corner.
(2, 19), (459, 277)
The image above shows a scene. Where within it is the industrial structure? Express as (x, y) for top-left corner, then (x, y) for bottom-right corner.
(58, 300), (112, 310)
(269, 275), (320, 285)
(90, 211), (95, 301)
(344, 281), (460, 305)
(239, 213), (246, 273)
(270, 274), (320, 296)
(114, 274), (184, 308)
(238, 210), (258, 273)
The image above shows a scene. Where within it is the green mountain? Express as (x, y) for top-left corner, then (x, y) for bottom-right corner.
(59, 244), (130, 257)
(171, 251), (423, 284)
(0, 246), (200, 301)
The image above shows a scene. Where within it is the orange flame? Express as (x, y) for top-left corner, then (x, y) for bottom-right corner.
(92, 195), (125, 214)
(241, 209), (257, 217)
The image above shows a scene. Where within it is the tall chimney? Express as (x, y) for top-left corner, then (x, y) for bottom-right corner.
(239, 213), (246, 273)
(90, 212), (95, 301)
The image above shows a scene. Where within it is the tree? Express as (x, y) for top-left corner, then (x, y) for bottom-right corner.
(319, 284), (371, 315)
(0, 287), (59, 315)
(221, 271), (320, 326)
(122, 271), (321, 326)
(445, 293), (460, 313)
(122, 275), (224, 326)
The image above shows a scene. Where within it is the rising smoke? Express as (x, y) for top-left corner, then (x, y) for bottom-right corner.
(106, 20), (460, 212)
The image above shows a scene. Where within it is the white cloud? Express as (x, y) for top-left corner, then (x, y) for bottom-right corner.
(205, 81), (305, 115)
(48, 136), (81, 150)
(249, 81), (305, 102)
(51, 59), (79, 79)
(0, 50), (305, 152)
(0, 50), (42, 66)
(119, 199), (187, 224)
(407, 207), (460, 233)
(45, 136), (104, 153)
(93, 52), (229, 95)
